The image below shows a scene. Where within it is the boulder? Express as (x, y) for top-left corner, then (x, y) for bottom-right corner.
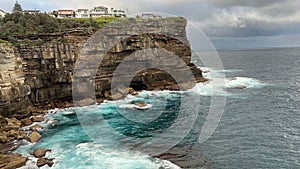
(30, 124), (44, 131)
(21, 118), (33, 126)
(129, 88), (138, 96)
(37, 158), (54, 167)
(2, 118), (21, 132)
(31, 116), (44, 122)
(7, 130), (19, 138)
(0, 133), (8, 143)
(27, 131), (42, 143)
(104, 90), (111, 98)
(32, 148), (51, 158)
(16, 130), (27, 140)
(111, 93), (123, 100)
(0, 116), (8, 128)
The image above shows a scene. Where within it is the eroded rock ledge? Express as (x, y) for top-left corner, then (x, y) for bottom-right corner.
(0, 17), (205, 118)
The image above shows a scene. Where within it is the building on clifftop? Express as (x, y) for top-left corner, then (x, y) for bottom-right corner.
(0, 9), (7, 18)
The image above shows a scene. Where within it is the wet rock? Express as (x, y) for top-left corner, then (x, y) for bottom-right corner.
(27, 131), (42, 143)
(135, 102), (147, 107)
(0, 153), (27, 169)
(30, 124), (44, 131)
(46, 119), (58, 126)
(31, 116), (44, 122)
(32, 148), (51, 158)
(111, 93), (123, 100)
(21, 118), (33, 126)
(234, 85), (247, 89)
(129, 88), (138, 96)
(37, 158), (54, 167)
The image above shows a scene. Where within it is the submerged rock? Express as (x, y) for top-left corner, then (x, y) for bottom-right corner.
(135, 102), (148, 107)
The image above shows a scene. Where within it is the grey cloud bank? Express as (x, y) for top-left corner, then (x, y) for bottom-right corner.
(1, 0), (299, 49)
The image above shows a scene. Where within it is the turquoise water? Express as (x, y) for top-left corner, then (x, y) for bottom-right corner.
(15, 47), (300, 168)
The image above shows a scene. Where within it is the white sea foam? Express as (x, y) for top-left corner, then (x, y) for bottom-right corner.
(49, 142), (180, 169)
(188, 67), (267, 96)
(225, 77), (266, 89)
(161, 160), (182, 169)
(17, 160), (39, 169)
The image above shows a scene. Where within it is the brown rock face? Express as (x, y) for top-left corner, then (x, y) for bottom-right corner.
(27, 131), (42, 143)
(0, 153), (27, 169)
(0, 17), (205, 117)
(32, 148), (51, 158)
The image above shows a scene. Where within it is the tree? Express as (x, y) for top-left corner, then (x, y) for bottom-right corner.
(52, 10), (58, 18)
(13, 1), (22, 13)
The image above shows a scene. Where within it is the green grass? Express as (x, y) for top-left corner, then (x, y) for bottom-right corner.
(69, 17), (119, 28)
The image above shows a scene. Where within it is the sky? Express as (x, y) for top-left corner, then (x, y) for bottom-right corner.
(1, 0), (300, 50)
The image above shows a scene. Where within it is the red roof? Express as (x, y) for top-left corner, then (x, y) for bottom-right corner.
(58, 10), (74, 12)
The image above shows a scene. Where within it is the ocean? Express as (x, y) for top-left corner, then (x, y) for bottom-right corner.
(15, 47), (300, 169)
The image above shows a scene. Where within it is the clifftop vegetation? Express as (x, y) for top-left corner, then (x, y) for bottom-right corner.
(0, 12), (117, 45)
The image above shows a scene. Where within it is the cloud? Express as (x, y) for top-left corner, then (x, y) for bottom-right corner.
(194, 3), (300, 37)
(0, 0), (299, 48)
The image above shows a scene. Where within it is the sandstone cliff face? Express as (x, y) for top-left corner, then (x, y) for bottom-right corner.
(0, 17), (204, 117)
(0, 44), (31, 118)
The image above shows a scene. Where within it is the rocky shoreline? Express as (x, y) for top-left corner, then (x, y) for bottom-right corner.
(1, 88), (211, 169)
(0, 110), (54, 168)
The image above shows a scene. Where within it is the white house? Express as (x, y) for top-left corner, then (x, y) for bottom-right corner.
(56, 6), (127, 19)
(90, 6), (111, 17)
(0, 10), (6, 18)
(112, 9), (126, 17)
(75, 9), (89, 18)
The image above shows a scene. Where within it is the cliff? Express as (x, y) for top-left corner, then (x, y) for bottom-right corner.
(0, 17), (205, 118)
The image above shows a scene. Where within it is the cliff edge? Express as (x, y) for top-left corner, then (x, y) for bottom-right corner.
(0, 17), (205, 118)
